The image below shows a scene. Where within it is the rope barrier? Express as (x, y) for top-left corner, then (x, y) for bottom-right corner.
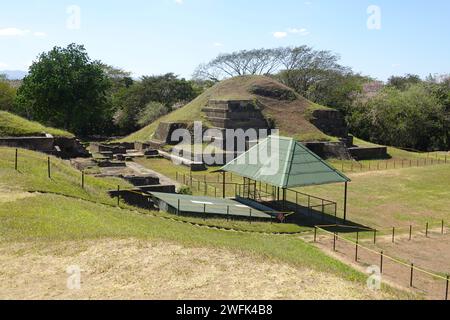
(316, 227), (448, 281)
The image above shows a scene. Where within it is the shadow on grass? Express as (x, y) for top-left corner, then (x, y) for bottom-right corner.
(264, 200), (373, 234)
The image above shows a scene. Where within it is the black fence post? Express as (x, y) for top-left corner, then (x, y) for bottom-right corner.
(177, 199), (180, 216)
(442, 220), (445, 235)
(392, 227), (395, 243)
(47, 157), (51, 179)
(410, 263), (414, 287)
(333, 233), (337, 251)
(409, 225), (412, 241)
(314, 227), (317, 243)
(81, 171), (85, 189)
(380, 251), (384, 274)
(426, 222), (429, 238)
(355, 232), (359, 262)
(117, 185), (120, 206)
(15, 149), (18, 171)
(373, 229), (377, 244)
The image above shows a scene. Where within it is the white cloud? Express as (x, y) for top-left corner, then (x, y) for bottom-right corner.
(0, 62), (8, 68)
(33, 31), (47, 37)
(392, 63), (401, 68)
(175, 0), (184, 4)
(213, 42), (224, 47)
(287, 28), (310, 36)
(272, 31), (288, 39)
(0, 27), (30, 37)
(0, 27), (47, 38)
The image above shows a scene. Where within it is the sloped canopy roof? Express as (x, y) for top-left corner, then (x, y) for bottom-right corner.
(220, 136), (350, 188)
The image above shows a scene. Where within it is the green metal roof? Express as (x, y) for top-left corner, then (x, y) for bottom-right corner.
(221, 136), (350, 188)
(149, 192), (274, 219)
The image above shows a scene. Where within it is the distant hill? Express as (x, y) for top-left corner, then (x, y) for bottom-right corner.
(0, 70), (27, 80)
(121, 75), (335, 143)
(0, 111), (73, 138)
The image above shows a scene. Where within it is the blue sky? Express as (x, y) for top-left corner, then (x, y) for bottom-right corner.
(0, 0), (449, 81)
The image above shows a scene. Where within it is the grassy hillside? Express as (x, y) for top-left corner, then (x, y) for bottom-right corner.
(0, 111), (73, 138)
(121, 75), (334, 143)
(0, 146), (408, 299)
(0, 147), (130, 205)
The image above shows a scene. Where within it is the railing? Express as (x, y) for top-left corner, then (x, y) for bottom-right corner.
(175, 171), (339, 223)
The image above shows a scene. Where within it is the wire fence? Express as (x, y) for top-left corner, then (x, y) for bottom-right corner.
(313, 224), (450, 300)
(337, 154), (449, 173)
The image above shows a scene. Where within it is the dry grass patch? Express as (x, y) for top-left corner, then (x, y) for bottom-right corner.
(0, 239), (397, 300)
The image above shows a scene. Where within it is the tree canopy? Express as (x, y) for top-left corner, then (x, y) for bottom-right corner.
(14, 44), (112, 136)
(0, 76), (16, 112)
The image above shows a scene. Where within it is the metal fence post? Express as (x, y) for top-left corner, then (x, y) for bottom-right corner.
(392, 227), (395, 243)
(442, 220), (445, 235)
(314, 227), (317, 242)
(409, 225), (412, 241)
(410, 263), (414, 287)
(15, 149), (18, 171)
(117, 185), (120, 206)
(355, 232), (359, 262)
(47, 157), (51, 179)
(380, 251), (384, 274)
(426, 222), (429, 238)
(333, 233), (337, 251)
(373, 229), (377, 244)
(81, 171), (85, 189)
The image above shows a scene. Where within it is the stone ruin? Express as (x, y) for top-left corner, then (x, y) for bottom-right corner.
(0, 134), (89, 159)
(202, 99), (271, 132)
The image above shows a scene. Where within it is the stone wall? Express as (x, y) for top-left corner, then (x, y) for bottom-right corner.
(153, 122), (189, 145)
(309, 109), (349, 138)
(202, 100), (270, 131)
(303, 142), (352, 160)
(0, 136), (54, 153)
(348, 147), (388, 160)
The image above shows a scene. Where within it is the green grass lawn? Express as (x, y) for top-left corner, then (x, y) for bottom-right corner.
(300, 164), (450, 230)
(0, 147), (132, 206)
(0, 192), (404, 295)
(0, 147), (416, 298)
(136, 156), (450, 233)
(0, 111), (73, 137)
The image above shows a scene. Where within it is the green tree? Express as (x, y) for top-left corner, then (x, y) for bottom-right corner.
(113, 73), (198, 133)
(0, 75), (16, 111)
(387, 74), (422, 90)
(14, 44), (112, 135)
(348, 84), (448, 150)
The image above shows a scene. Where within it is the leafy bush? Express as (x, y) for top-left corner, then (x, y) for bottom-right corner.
(348, 83), (449, 151)
(178, 186), (193, 195)
(137, 102), (168, 128)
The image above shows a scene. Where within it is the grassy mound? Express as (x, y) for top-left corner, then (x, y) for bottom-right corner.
(121, 75), (334, 143)
(0, 146), (413, 299)
(0, 111), (73, 138)
(0, 147), (131, 205)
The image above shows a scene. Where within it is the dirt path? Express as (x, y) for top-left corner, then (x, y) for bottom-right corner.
(0, 239), (395, 300)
